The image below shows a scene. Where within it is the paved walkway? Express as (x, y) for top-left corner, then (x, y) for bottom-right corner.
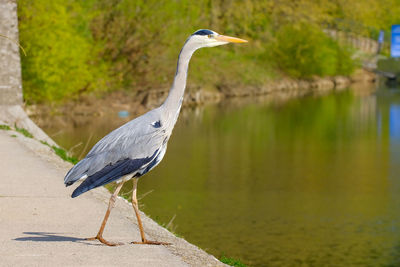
(0, 128), (224, 266)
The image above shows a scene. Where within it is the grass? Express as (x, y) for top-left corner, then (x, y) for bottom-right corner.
(40, 140), (79, 164)
(3, 124), (77, 164)
(0, 124), (11, 130)
(52, 145), (79, 164)
(153, 214), (182, 238)
(15, 125), (33, 138)
(220, 255), (247, 267)
(1, 124), (77, 164)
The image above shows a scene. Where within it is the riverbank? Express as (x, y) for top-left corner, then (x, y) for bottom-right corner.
(0, 117), (227, 266)
(27, 69), (376, 130)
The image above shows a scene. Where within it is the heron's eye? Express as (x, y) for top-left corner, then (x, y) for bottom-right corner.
(207, 34), (212, 38)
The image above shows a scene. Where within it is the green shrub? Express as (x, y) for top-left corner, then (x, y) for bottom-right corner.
(18, 0), (109, 103)
(270, 23), (355, 78)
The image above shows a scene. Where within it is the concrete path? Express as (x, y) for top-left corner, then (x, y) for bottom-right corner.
(0, 128), (225, 266)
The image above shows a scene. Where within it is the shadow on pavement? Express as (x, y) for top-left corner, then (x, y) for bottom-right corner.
(14, 232), (99, 245)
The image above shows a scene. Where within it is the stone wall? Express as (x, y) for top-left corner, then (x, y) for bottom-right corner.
(0, 0), (22, 105)
(325, 29), (379, 54)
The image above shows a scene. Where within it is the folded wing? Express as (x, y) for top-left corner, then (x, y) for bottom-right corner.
(64, 109), (166, 196)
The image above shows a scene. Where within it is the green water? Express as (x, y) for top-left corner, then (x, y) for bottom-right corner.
(42, 85), (400, 266)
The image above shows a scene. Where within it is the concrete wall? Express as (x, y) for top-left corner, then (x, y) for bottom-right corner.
(0, 0), (22, 105)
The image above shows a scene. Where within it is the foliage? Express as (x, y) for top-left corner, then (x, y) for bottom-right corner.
(330, 0), (400, 37)
(17, 0), (398, 103)
(270, 23), (355, 78)
(89, 0), (271, 90)
(87, 0), (350, 89)
(220, 255), (247, 267)
(18, 0), (109, 103)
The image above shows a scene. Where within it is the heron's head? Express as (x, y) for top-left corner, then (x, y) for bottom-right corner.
(188, 29), (247, 49)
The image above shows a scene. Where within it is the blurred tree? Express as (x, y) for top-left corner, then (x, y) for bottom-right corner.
(17, 0), (398, 103)
(18, 0), (109, 103)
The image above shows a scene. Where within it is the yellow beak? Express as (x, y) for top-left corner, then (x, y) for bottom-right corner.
(215, 34), (248, 43)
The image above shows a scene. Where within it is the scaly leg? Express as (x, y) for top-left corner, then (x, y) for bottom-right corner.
(131, 178), (170, 245)
(86, 181), (125, 246)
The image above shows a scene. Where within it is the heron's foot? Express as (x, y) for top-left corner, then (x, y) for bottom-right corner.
(86, 235), (124, 246)
(131, 239), (170, 245)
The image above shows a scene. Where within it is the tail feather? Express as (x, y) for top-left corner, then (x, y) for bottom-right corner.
(71, 154), (157, 198)
(64, 158), (90, 186)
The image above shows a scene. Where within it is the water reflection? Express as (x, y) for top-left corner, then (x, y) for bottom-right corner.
(41, 84), (400, 266)
(389, 105), (400, 140)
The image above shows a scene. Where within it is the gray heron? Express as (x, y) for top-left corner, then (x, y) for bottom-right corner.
(64, 29), (247, 246)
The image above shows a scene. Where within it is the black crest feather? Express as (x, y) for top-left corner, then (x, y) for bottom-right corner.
(193, 29), (214, 36)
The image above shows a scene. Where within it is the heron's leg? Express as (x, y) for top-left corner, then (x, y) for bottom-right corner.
(86, 181), (125, 246)
(131, 178), (170, 245)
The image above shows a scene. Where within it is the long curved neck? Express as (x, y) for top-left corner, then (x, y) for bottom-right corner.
(161, 41), (196, 122)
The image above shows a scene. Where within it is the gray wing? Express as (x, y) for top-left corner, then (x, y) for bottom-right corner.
(64, 108), (167, 188)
